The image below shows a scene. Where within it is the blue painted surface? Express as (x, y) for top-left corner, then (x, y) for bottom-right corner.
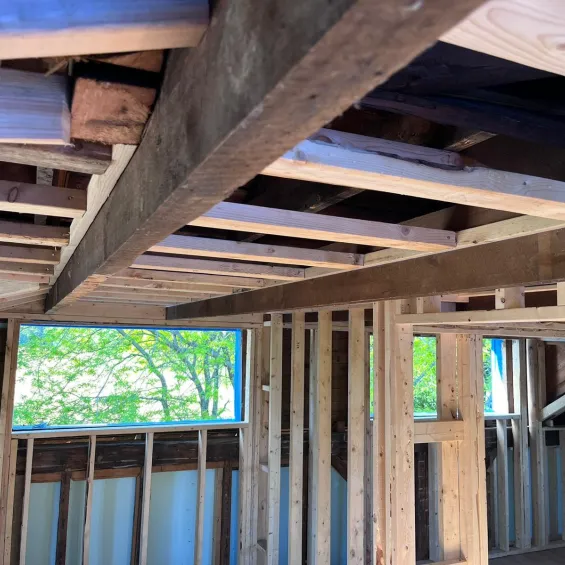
(0, 1), (206, 32)
(26, 482), (60, 565)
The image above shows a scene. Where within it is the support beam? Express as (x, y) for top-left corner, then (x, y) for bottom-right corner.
(167, 228), (565, 319)
(194, 430), (207, 565)
(191, 202), (456, 251)
(133, 254), (305, 281)
(2, 439), (17, 565)
(442, 0), (565, 76)
(139, 432), (153, 565)
(47, 0), (484, 310)
(83, 435), (96, 565)
(150, 235), (363, 269)
(19, 439), (33, 565)
(0, 0), (208, 59)
(264, 128), (565, 221)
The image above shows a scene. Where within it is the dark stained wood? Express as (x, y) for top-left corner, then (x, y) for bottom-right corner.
(130, 473), (142, 565)
(47, 0), (485, 312)
(0, 142), (111, 175)
(167, 229), (565, 318)
(219, 461), (232, 565)
(55, 472), (71, 565)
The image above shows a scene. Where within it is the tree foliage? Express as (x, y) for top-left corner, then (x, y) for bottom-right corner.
(14, 326), (238, 427)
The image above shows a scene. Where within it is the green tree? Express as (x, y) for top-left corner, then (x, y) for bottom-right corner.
(14, 326), (238, 427)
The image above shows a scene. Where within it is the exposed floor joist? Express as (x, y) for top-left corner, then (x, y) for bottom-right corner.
(263, 128), (565, 221)
(0, 222), (69, 247)
(166, 228), (565, 318)
(191, 202), (456, 251)
(46, 0), (484, 312)
(0, 0), (209, 59)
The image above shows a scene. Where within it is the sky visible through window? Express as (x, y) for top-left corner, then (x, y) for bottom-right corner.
(13, 325), (242, 429)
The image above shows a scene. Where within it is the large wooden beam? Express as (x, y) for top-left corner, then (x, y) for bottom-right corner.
(442, 0), (565, 76)
(264, 129), (565, 221)
(46, 0), (484, 311)
(167, 228), (565, 318)
(191, 202), (456, 251)
(0, 0), (208, 60)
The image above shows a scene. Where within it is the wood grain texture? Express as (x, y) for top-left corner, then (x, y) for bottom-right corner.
(0, 141), (111, 175)
(47, 0), (484, 311)
(150, 234), (363, 269)
(71, 79), (155, 145)
(0, 69), (69, 144)
(192, 202), (456, 251)
(442, 0), (565, 76)
(19, 438), (34, 565)
(265, 134), (565, 221)
(194, 430), (207, 565)
(0, 221), (69, 247)
(139, 432), (154, 565)
(0, 0), (208, 59)
(0, 245), (59, 265)
(166, 228), (565, 319)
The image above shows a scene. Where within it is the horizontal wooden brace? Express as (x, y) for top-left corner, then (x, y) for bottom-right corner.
(414, 420), (465, 444)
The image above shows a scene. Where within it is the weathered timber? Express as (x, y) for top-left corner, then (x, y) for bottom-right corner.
(46, 0), (484, 311)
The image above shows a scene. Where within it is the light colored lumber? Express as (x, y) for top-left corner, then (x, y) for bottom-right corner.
(139, 432), (154, 565)
(89, 289), (213, 302)
(527, 339), (548, 547)
(194, 430), (207, 565)
(133, 254), (305, 281)
(458, 334), (488, 565)
(52, 145), (136, 284)
(114, 268), (270, 289)
(0, 69), (69, 145)
(19, 438), (34, 565)
(192, 202), (456, 252)
(0, 221), (69, 247)
(46, 0), (484, 311)
(541, 395), (565, 421)
(151, 234), (363, 269)
(0, 288), (48, 312)
(347, 307), (365, 565)
(104, 278), (238, 295)
(0, 141), (112, 175)
(388, 302), (415, 565)
(2, 439), (18, 565)
(442, 0), (565, 76)
(512, 339), (531, 549)
(289, 312), (305, 565)
(83, 435), (96, 565)
(0, 181), (85, 218)
(373, 302), (391, 565)
(268, 314), (283, 565)
(0, 0), (208, 60)
(0, 245), (59, 265)
(312, 311), (332, 565)
(414, 420), (465, 443)
(264, 130), (565, 221)
(0, 261), (52, 277)
(495, 287), (525, 310)
(496, 419), (510, 551)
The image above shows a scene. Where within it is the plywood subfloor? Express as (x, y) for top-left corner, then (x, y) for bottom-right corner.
(491, 548), (565, 565)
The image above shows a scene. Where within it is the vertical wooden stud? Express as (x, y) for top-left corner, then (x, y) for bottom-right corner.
(219, 462), (233, 565)
(18, 439), (33, 565)
(496, 419), (510, 551)
(129, 473), (142, 565)
(267, 314), (283, 565)
(308, 327), (318, 565)
(139, 432), (154, 565)
(348, 308), (365, 564)
(288, 312), (305, 565)
(195, 430), (207, 565)
(83, 435), (96, 565)
(2, 439), (17, 565)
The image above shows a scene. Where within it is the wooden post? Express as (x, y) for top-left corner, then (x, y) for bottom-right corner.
(83, 435), (96, 565)
(139, 432), (154, 565)
(129, 473), (142, 565)
(194, 430), (207, 565)
(308, 327), (318, 565)
(267, 314), (283, 565)
(288, 312), (305, 565)
(310, 311), (332, 565)
(2, 439), (17, 565)
(363, 329), (372, 565)
(458, 334), (488, 565)
(348, 308), (365, 564)
(512, 340), (531, 549)
(18, 439), (33, 565)
(388, 302), (415, 565)
(219, 462), (233, 565)
(373, 302), (390, 565)
(527, 339), (548, 547)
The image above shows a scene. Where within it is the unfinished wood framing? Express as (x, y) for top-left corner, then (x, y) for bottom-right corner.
(82, 435), (96, 565)
(139, 432), (154, 565)
(194, 430), (207, 565)
(19, 439), (33, 565)
(288, 312), (305, 565)
(2, 439), (17, 565)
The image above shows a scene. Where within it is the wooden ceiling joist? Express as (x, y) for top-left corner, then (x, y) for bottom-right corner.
(0, 0), (208, 60)
(264, 129), (565, 221)
(46, 0), (483, 312)
(0, 69), (70, 145)
(0, 221), (69, 247)
(0, 261), (53, 277)
(442, 0), (565, 76)
(103, 279), (241, 295)
(0, 181), (86, 218)
(88, 290), (214, 303)
(150, 235), (364, 269)
(191, 202), (456, 252)
(132, 254), (304, 281)
(166, 228), (565, 319)
(0, 245), (60, 265)
(0, 142), (112, 175)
